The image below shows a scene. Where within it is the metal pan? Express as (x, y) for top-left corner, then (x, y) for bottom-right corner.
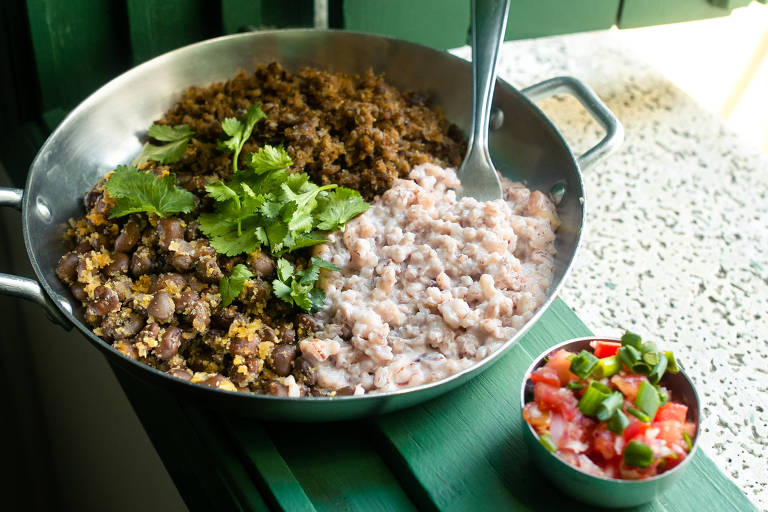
(0, 30), (622, 421)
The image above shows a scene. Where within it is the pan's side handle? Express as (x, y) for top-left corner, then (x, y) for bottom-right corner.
(0, 187), (73, 329)
(521, 76), (624, 170)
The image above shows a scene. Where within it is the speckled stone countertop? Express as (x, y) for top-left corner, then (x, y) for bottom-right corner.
(453, 29), (767, 509)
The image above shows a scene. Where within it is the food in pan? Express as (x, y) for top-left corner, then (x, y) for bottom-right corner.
(522, 333), (697, 479)
(55, 63), (558, 396)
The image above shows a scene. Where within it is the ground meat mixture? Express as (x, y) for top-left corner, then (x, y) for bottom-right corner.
(56, 64), (466, 396)
(164, 62), (465, 200)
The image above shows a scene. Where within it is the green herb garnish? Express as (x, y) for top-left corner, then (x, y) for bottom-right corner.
(272, 257), (340, 312)
(596, 391), (624, 421)
(132, 124), (194, 167)
(218, 264), (254, 307)
(682, 431), (693, 452)
(219, 104), (266, 173)
(538, 433), (557, 453)
(592, 355), (620, 379)
(607, 410), (630, 434)
(636, 380), (661, 420)
(104, 165), (195, 218)
(578, 381), (612, 416)
(627, 406), (651, 423)
(569, 350), (599, 379)
(624, 440), (654, 467)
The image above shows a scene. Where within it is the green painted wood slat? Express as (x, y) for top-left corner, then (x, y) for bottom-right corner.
(126, 0), (221, 65)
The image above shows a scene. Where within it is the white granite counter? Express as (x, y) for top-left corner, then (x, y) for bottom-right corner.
(452, 29), (767, 509)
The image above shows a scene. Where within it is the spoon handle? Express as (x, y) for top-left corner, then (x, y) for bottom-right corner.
(468, 0), (511, 151)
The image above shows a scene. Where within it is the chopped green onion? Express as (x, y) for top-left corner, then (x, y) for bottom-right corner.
(597, 391), (624, 421)
(539, 434), (557, 452)
(648, 354), (668, 384)
(593, 355), (620, 379)
(636, 380), (661, 419)
(566, 381), (585, 391)
(569, 350), (599, 379)
(665, 351), (680, 373)
(621, 331), (643, 349)
(683, 431), (693, 452)
(624, 440), (654, 468)
(542, 356), (550, 364)
(618, 345), (642, 370)
(631, 361), (652, 375)
(656, 386), (669, 405)
(608, 410), (630, 434)
(578, 381), (612, 416)
(627, 406), (651, 422)
(640, 341), (657, 354)
(642, 351), (660, 366)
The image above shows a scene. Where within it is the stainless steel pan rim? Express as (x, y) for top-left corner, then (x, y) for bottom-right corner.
(1, 29), (622, 419)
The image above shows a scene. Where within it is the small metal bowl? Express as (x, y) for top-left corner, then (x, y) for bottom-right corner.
(520, 337), (701, 508)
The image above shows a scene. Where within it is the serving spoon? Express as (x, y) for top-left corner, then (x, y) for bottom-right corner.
(457, 0), (511, 202)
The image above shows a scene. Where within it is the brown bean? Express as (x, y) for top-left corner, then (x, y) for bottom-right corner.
(297, 314), (322, 337)
(130, 246), (155, 276)
(246, 251), (275, 277)
(105, 252), (129, 276)
(293, 356), (316, 386)
(270, 344), (296, 377)
(239, 278), (269, 306)
(278, 326), (296, 345)
(150, 273), (186, 293)
(76, 240), (92, 253)
(70, 283), (88, 302)
(174, 288), (198, 312)
(185, 220), (199, 241)
(114, 221), (141, 253)
(261, 326), (278, 343)
(189, 300), (210, 332)
(135, 323), (160, 345)
(147, 291), (175, 323)
(157, 326), (181, 360)
(170, 252), (193, 272)
(168, 368), (193, 381)
(157, 218), (183, 250)
(109, 276), (133, 301)
(195, 257), (223, 283)
(56, 252), (80, 283)
(83, 189), (101, 211)
(114, 340), (138, 360)
(87, 286), (120, 316)
(267, 381), (289, 396)
(336, 386), (356, 396)
(213, 307), (245, 330)
(199, 374), (234, 390)
(102, 311), (144, 341)
(229, 334), (259, 357)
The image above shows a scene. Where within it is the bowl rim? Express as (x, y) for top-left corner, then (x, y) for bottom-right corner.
(520, 336), (701, 484)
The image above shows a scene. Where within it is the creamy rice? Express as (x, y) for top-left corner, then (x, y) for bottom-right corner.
(302, 163), (558, 394)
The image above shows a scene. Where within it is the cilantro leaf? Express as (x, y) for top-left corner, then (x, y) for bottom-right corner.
(198, 214), (263, 256)
(271, 257), (337, 312)
(247, 144), (293, 174)
(132, 124), (193, 166)
(218, 264), (254, 307)
(315, 187), (370, 231)
(105, 165), (195, 218)
(204, 181), (239, 203)
(219, 104), (266, 173)
(300, 257), (340, 285)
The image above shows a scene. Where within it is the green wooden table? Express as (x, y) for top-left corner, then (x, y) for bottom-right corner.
(118, 299), (757, 511)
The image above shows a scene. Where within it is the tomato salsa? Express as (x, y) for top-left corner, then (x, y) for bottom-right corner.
(523, 333), (696, 480)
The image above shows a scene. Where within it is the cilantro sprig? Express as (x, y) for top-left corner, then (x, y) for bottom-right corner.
(132, 124), (194, 167)
(219, 264), (254, 307)
(272, 257), (340, 312)
(198, 144), (369, 257)
(104, 165), (195, 218)
(218, 104), (266, 173)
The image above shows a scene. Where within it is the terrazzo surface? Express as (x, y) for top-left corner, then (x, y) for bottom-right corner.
(451, 30), (767, 509)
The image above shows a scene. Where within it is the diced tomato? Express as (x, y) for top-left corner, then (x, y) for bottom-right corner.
(592, 425), (617, 460)
(530, 366), (560, 387)
(683, 422), (697, 438)
(622, 420), (650, 441)
(611, 374), (647, 401)
(545, 349), (579, 385)
(655, 402), (688, 423)
(654, 420), (683, 444)
(591, 340), (622, 358)
(534, 382), (580, 420)
(663, 453), (684, 471)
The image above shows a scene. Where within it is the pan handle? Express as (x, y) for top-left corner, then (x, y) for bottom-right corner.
(521, 76), (624, 170)
(0, 187), (73, 329)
